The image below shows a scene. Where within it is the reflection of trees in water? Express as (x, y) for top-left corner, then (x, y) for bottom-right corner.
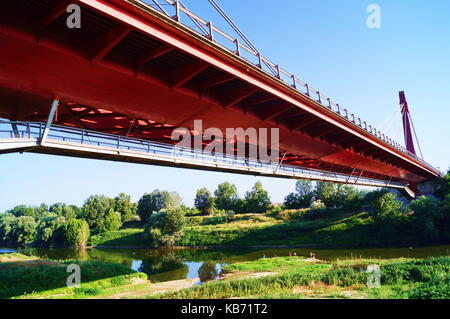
(20, 248), (90, 261)
(138, 250), (188, 282)
(198, 261), (218, 283)
(87, 249), (134, 268)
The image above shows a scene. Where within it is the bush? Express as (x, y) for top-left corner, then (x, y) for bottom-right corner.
(276, 209), (308, 221)
(98, 209), (123, 233)
(64, 219), (90, 247)
(372, 193), (403, 221)
(144, 207), (186, 247)
(310, 200), (326, 210)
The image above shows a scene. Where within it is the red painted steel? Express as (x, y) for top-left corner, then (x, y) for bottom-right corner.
(399, 91), (416, 155)
(0, 0), (440, 187)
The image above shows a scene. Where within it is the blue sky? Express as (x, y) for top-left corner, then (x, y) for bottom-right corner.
(0, 0), (449, 211)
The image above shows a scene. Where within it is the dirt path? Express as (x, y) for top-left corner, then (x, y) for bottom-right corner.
(104, 277), (200, 299)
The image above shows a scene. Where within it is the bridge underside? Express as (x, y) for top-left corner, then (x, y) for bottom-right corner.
(0, 0), (440, 188)
(0, 121), (407, 190)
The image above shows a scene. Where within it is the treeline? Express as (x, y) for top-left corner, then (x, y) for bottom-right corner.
(1, 170), (449, 248)
(0, 181), (271, 247)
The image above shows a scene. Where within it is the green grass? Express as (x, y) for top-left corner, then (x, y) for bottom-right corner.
(153, 256), (450, 299)
(0, 253), (147, 299)
(222, 257), (331, 274)
(89, 228), (146, 247)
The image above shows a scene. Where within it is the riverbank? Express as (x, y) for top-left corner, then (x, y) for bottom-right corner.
(2, 252), (448, 299)
(88, 211), (448, 249)
(0, 253), (199, 299)
(153, 256), (450, 299)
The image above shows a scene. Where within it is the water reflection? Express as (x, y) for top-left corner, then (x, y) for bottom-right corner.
(198, 261), (219, 283)
(2, 245), (448, 284)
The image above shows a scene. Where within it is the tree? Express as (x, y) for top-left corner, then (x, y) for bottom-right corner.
(296, 180), (314, 198)
(49, 203), (78, 220)
(0, 213), (18, 244)
(194, 188), (214, 215)
(98, 209), (122, 233)
(409, 196), (443, 242)
(64, 219), (90, 247)
(137, 190), (182, 223)
(13, 216), (37, 245)
(81, 195), (113, 230)
(335, 184), (362, 209)
(113, 193), (137, 222)
(314, 182), (337, 207)
(284, 180), (314, 209)
(6, 205), (36, 218)
(144, 207), (186, 247)
(244, 182), (271, 213)
(372, 192), (403, 221)
(364, 188), (390, 206)
(370, 192), (404, 242)
(214, 182), (240, 211)
(436, 169), (450, 199)
(37, 212), (66, 244)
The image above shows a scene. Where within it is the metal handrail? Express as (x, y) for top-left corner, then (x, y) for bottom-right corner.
(0, 120), (406, 187)
(138, 0), (437, 171)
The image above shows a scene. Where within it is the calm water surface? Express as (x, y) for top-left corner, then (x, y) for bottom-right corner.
(2, 245), (449, 284)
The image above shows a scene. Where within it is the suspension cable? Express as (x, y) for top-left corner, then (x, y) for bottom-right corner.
(408, 112), (424, 160)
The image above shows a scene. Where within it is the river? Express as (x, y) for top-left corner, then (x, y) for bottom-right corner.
(2, 245), (449, 284)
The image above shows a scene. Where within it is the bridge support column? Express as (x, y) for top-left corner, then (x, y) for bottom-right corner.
(40, 97), (59, 145)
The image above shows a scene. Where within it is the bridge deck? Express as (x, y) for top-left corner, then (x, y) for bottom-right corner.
(0, 120), (405, 189)
(0, 0), (440, 187)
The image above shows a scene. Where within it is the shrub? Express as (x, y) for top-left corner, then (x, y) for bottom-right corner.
(144, 207), (186, 247)
(310, 200), (326, 210)
(98, 209), (123, 233)
(372, 193), (403, 221)
(64, 219), (90, 247)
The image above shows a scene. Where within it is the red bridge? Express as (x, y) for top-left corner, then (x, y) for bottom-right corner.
(0, 0), (441, 196)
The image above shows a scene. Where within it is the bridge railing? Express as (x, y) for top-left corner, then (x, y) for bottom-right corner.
(0, 120), (406, 188)
(136, 0), (437, 172)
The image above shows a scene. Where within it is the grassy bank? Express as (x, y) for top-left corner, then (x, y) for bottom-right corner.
(1, 253), (448, 299)
(153, 256), (450, 299)
(90, 210), (419, 248)
(0, 253), (148, 299)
